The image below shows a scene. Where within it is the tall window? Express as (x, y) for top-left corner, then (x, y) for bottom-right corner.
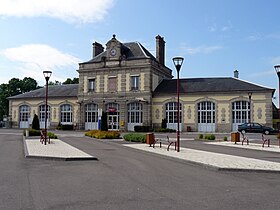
(60, 104), (72, 124)
(127, 103), (143, 123)
(39, 105), (50, 122)
(232, 101), (250, 124)
(197, 101), (215, 124)
(88, 79), (95, 91)
(19, 105), (30, 122)
(85, 103), (98, 123)
(108, 77), (117, 92)
(131, 75), (139, 90)
(166, 102), (182, 123)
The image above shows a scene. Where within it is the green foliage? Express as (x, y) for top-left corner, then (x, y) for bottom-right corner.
(198, 134), (204, 139)
(204, 134), (216, 140)
(31, 114), (40, 130)
(85, 130), (120, 139)
(63, 78), (79, 84)
(47, 132), (58, 139)
(101, 112), (108, 131)
(23, 128), (58, 139)
(123, 133), (146, 143)
(161, 118), (167, 129)
(23, 129), (41, 136)
(154, 128), (176, 132)
(0, 77), (39, 120)
(223, 136), (228, 141)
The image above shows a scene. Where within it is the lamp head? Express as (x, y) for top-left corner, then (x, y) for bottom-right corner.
(172, 57), (184, 72)
(43, 71), (52, 82)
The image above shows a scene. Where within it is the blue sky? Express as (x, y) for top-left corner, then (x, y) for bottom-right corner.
(1, 0), (280, 103)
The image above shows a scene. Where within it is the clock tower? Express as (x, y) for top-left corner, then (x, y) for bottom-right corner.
(106, 34), (121, 60)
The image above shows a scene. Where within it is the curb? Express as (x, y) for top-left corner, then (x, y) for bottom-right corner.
(23, 136), (98, 161)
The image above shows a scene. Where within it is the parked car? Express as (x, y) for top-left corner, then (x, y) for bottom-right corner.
(237, 123), (277, 135)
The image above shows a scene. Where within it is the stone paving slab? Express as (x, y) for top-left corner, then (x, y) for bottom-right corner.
(206, 141), (280, 153)
(24, 138), (97, 160)
(124, 143), (280, 172)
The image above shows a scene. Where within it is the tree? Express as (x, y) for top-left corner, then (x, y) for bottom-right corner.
(100, 111), (108, 131)
(63, 78), (79, 84)
(0, 77), (39, 120)
(31, 114), (40, 130)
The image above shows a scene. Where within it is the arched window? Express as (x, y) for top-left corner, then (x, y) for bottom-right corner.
(60, 104), (72, 124)
(232, 101), (250, 131)
(19, 105), (30, 128)
(197, 101), (216, 132)
(85, 103), (98, 130)
(39, 105), (51, 128)
(127, 102), (143, 131)
(165, 102), (182, 131)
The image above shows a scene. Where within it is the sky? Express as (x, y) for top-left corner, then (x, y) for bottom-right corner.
(1, 0), (280, 104)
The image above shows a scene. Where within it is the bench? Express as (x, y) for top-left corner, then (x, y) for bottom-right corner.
(153, 135), (177, 151)
(261, 134), (270, 147)
(241, 133), (249, 145)
(40, 130), (50, 144)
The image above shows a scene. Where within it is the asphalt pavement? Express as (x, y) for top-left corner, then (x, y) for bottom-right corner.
(22, 130), (280, 173)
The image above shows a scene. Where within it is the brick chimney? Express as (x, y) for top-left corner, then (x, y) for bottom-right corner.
(92, 42), (104, 58)
(156, 35), (165, 65)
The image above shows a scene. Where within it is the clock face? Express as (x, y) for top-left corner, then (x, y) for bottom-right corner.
(110, 48), (117, 56)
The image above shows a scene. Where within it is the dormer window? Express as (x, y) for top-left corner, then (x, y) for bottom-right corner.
(131, 75), (139, 91)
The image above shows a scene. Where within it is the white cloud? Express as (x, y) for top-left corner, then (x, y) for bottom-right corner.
(1, 44), (82, 84)
(180, 44), (223, 55)
(0, 0), (115, 24)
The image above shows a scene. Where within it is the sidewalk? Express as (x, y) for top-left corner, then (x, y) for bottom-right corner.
(23, 137), (97, 160)
(124, 142), (280, 173)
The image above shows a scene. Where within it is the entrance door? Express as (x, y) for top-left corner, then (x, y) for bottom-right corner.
(106, 103), (120, 131)
(127, 102), (143, 131)
(85, 103), (98, 130)
(108, 114), (119, 130)
(197, 101), (216, 132)
(19, 105), (30, 128)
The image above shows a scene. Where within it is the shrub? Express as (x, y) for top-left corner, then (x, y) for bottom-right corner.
(154, 128), (176, 133)
(134, 126), (152, 132)
(48, 132), (58, 139)
(32, 114), (40, 130)
(23, 129), (41, 136)
(123, 133), (146, 143)
(223, 136), (228, 141)
(85, 130), (120, 139)
(204, 134), (216, 140)
(161, 118), (167, 129)
(101, 112), (108, 131)
(199, 134), (204, 139)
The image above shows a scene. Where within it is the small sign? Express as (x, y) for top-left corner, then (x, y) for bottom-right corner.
(108, 107), (117, 112)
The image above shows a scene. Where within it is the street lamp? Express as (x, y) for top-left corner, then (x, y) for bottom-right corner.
(172, 56), (184, 152)
(43, 70), (52, 145)
(274, 65), (280, 147)
(248, 92), (252, 132)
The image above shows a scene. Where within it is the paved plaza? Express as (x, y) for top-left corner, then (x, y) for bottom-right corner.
(23, 133), (280, 172)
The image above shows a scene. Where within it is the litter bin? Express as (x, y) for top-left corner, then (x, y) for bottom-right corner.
(146, 133), (155, 146)
(231, 132), (240, 143)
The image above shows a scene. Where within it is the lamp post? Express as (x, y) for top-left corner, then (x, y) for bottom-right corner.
(172, 56), (184, 152)
(248, 92), (252, 132)
(274, 65), (280, 147)
(43, 70), (52, 145)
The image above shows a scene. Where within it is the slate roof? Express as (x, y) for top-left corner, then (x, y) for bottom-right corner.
(84, 42), (157, 63)
(153, 77), (275, 96)
(8, 84), (78, 100)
